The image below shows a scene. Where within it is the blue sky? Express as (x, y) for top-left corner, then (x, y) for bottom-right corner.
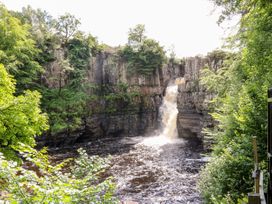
(1, 0), (236, 57)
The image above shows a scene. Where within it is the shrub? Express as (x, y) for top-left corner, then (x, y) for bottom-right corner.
(199, 147), (253, 203)
(0, 144), (118, 203)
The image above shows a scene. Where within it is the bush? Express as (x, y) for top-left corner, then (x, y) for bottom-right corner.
(0, 144), (118, 203)
(199, 147), (253, 203)
(0, 64), (48, 159)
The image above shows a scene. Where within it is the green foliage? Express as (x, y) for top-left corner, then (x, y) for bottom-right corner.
(207, 50), (228, 65)
(10, 5), (105, 135)
(42, 87), (87, 134)
(34, 14), (102, 135)
(128, 24), (146, 48)
(212, 0), (270, 24)
(199, 2), (272, 203)
(121, 24), (166, 76)
(13, 6), (56, 42)
(98, 83), (141, 113)
(0, 144), (118, 203)
(199, 146), (253, 203)
(56, 13), (81, 45)
(0, 4), (43, 91)
(13, 6), (58, 65)
(67, 34), (93, 87)
(0, 64), (48, 159)
(40, 34), (96, 134)
(121, 39), (166, 76)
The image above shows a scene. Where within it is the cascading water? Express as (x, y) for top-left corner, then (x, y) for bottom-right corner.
(142, 78), (184, 146)
(160, 83), (179, 138)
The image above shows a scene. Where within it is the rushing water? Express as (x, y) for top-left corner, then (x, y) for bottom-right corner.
(108, 79), (204, 203)
(50, 78), (203, 203)
(141, 81), (180, 147)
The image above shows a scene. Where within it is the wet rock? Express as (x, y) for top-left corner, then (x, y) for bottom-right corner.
(176, 55), (225, 150)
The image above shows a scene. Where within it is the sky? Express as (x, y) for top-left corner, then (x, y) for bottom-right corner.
(1, 0), (236, 57)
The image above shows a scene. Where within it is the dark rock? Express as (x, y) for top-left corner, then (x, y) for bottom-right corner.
(176, 56), (223, 150)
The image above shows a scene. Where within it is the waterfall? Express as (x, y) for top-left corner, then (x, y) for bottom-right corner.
(160, 84), (179, 138)
(142, 78), (184, 146)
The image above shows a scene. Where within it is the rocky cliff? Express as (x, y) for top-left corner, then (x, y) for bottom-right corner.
(39, 48), (184, 147)
(177, 53), (224, 149)
(39, 47), (224, 148)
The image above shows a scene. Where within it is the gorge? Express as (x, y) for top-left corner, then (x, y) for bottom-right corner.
(50, 77), (205, 203)
(44, 50), (224, 203)
(2, 1), (270, 203)
(0, 0), (272, 204)
(0, 5), (227, 202)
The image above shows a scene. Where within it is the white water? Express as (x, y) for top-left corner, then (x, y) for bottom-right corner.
(142, 78), (184, 147)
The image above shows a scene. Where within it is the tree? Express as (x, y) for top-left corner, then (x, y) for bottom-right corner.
(0, 4), (43, 91)
(128, 24), (146, 49)
(55, 13), (81, 45)
(121, 24), (166, 76)
(212, 0), (270, 24)
(14, 6), (56, 43)
(13, 6), (58, 65)
(0, 64), (48, 159)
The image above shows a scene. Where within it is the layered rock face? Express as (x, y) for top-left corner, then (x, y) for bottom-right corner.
(41, 49), (184, 146)
(176, 55), (223, 149)
(85, 52), (184, 138)
(40, 47), (223, 148)
(85, 51), (162, 139)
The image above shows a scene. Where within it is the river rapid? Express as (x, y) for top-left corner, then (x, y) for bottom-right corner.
(109, 135), (203, 203)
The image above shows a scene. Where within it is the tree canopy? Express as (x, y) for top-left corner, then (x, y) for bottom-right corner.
(121, 24), (166, 76)
(56, 13), (81, 45)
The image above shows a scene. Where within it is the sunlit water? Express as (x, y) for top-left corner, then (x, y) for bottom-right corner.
(141, 78), (184, 147)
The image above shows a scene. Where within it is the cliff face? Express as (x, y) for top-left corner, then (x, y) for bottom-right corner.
(40, 49), (184, 147)
(39, 47), (223, 148)
(86, 51), (163, 138)
(176, 54), (224, 149)
(86, 51), (185, 138)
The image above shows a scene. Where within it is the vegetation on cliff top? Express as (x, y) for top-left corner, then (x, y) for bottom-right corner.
(120, 24), (166, 76)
